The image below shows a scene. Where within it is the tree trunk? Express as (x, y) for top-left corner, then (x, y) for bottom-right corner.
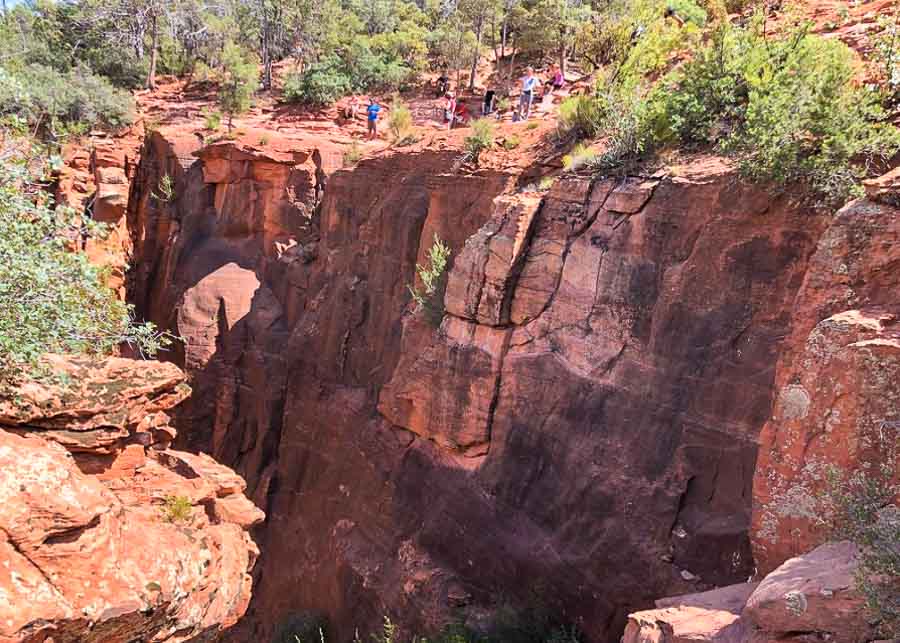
(260, 1), (274, 90)
(491, 11), (500, 72)
(146, 10), (159, 90)
(469, 16), (483, 90)
(455, 29), (464, 90)
(560, 41), (567, 77)
(261, 30), (272, 90)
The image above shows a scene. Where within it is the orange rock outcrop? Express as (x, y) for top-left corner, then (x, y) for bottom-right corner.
(0, 356), (263, 643)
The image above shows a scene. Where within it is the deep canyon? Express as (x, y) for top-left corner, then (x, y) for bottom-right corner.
(63, 118), (895, 642)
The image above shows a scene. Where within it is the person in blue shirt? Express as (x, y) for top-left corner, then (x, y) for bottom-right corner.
(518, 67), (538, 120)
(366, 98), (381, 140)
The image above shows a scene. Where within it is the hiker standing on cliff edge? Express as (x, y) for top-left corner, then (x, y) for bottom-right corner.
(518, 67), (538, 120)
(366, 97), (381, 140)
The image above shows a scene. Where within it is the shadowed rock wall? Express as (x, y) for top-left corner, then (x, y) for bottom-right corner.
(128, 136), (841, 641)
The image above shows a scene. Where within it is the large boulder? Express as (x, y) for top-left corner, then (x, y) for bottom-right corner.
(621, 583), (755, 642)
(621, 542), (875, 643)
(742, 542), (875, 643)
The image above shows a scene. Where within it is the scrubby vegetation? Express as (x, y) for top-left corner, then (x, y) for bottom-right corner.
(407, 235), (451, 326)
(561, 3), (900, 204)
(819, 450), (900, 638)
(343, 142), (364, 167)
(463, 119), (496, 164)
(0, 64), (133, 136)
(388, 98), (415, 144)
(160, 494), (193, 523)
(286, 609), (582, 643)
(218, 42), (258, 129)
(0, 141), (168, 384)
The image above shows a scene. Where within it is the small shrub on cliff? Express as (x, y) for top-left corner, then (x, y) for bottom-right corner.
(819, 457), (900, 638)
(153, 174), (175, 203)
(557, 95), (604, 141)
(274, 612), (329, 643)
(407, 234), (451, 325)
(0, 139), (169, 384)
(202, 108), (222, 131)
(388, 98), (415, 144)
(463, 119), (495, 164)
(343, 142), (364, 167)
(159, 495), (193, 523)
(562, 143), (598, 173)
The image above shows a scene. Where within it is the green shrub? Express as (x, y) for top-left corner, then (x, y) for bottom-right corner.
(562, 143), (598, 172)
(0, 63), (134, 135)
(372, 617), (397, 643)
(388, 98), (413, 141)
(557, 95), (605, 140)
(159, 495), (192, 523)
(282, 43), (416, 108)
(90, 53), (148, 90)
(502, 135), (521, 150)
(218, 43), (257, 129)
(283, 62), (352, 107)
(463, 119), (495, 164)
(820, 457), (899, 638)
(407, 234), (451, 325)
(343, 142), (363, 167)
(723, 22), (898, 203)
(0, 140), (168, 383)
(579, 15), (900, 204)
(153, 174), (175, 203)
(202, 108), (222, 131)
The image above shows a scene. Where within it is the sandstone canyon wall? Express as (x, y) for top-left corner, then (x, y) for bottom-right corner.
(119, 124), (898, 642)
(0, 356), (263, 643)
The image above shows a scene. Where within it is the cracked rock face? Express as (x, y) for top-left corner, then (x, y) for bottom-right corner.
(127, 136), (836, 641)
(0, 356), (263, 643)
(751, 196), (900, 574)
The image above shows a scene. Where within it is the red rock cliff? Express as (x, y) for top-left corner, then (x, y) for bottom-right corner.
(0, 356), (263, 643)
(127, 127), (855, 641)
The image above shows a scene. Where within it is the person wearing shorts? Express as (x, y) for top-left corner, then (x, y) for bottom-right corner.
(366, 98), (381, 140)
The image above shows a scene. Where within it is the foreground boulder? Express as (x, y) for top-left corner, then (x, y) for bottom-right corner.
(0, 356), (264, 643)
(621, 542), (875, 643)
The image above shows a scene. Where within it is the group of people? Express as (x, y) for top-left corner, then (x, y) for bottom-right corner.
(342, 62), (567, 139)
(440, 63), (566, 129)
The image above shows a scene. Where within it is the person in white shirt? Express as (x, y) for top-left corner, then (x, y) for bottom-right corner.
(518, 67), (538, 119)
